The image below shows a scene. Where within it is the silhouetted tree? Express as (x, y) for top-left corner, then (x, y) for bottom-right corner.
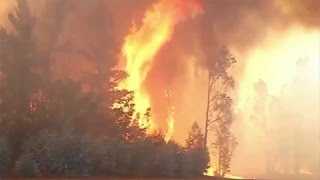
(177, 150), (193, 177)
(252, 79), (268, 131)
(203, 47), (236, 147)
(211, 93), (237, 177)
(267, 96), (281, 173)
(199, 43), (237, 176)
(157, 141), (179, 177)
(185, 122), (210, 176)
(252, 79), (275, 174)
(0, 0), (44, 171)
(267, 58), (319, 175)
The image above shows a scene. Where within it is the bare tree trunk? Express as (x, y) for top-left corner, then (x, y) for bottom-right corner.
(204, 72), (210, 148)
(218, 138), (222, 176)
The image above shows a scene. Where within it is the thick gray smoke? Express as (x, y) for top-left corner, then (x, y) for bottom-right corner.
(201, 0), (320, 52)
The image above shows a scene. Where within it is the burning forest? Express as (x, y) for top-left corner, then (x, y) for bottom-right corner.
(0, 0), (319, 179)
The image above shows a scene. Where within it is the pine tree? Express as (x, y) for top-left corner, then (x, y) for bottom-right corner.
(185, 122), (210, 176)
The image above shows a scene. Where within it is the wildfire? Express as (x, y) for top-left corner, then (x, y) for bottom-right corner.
(233, 26), (319, 176)
(204, 166), (215, 176)
(236, 27), (319, 112)
(164, 87), (175, 142)
(299, 170), (313, 175)
(119, 0), (203, 132)
(165, 115), (174, 142)
(205, 167), (244, 179)
(299, 167), (313, 175)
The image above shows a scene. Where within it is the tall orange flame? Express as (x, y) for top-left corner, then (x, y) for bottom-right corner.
(119, 0), (203, 133)
(164, 87), (175, 142)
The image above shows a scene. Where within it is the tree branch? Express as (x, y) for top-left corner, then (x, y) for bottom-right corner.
(209, 75), (219, 92)
(209, 81), (228, 103)
(208, 115), (226, 126)
(208, 126), (217, 131)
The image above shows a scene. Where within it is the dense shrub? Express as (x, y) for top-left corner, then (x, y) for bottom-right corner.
(0, 138), (10, 177)
(29, 133), (90, 177)
(10, 129), (209, 178)
(86, 139), (112, 176)
(177, 150), (193, 178)
(157, 141), (179, 177)
(15, 153), (40, 177)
